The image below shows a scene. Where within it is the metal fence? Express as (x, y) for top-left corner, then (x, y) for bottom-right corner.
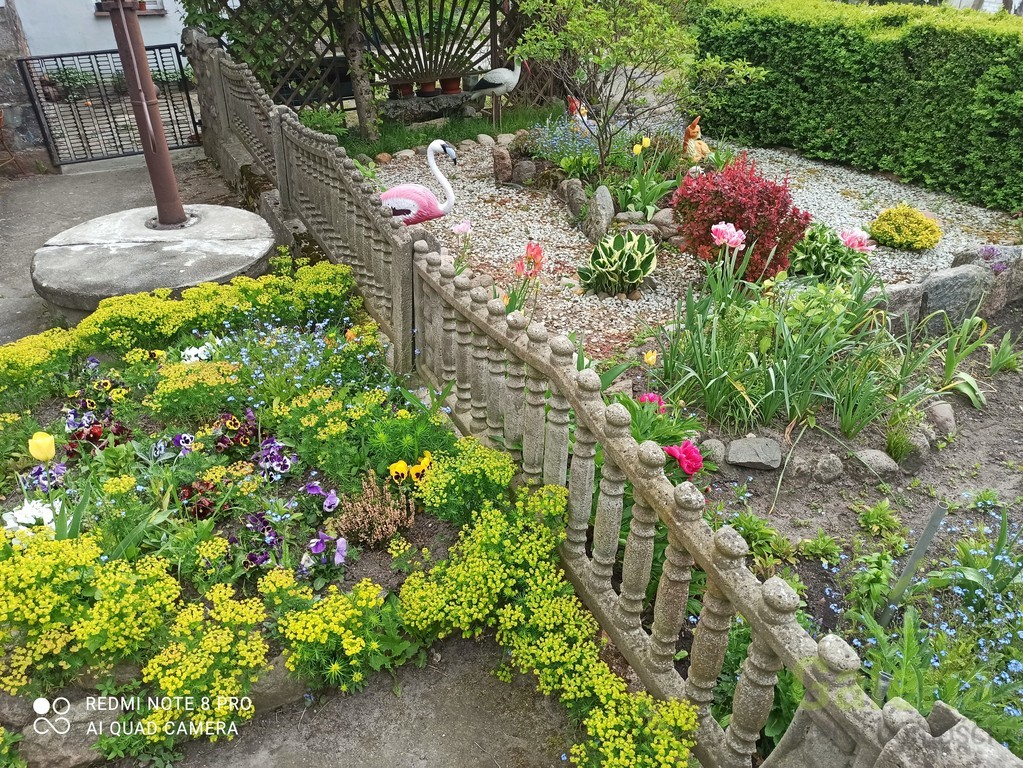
(17, 44), (199, 165)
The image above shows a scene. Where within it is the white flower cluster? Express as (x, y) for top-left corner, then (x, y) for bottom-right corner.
(2, 498), (61, 542)
(181, 342), (216, 363)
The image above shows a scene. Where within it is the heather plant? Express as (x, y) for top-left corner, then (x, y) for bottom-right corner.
(870, 204), (942, 251)
(671, 154), (812, 280)
(324, 472), (414, 548)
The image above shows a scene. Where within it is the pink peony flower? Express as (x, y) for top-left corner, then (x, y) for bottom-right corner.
(637, 392), (667, 414)
(711, 221), (746, 249)
(452, 220), (472, 236)
(664, 440), (704, 477)
(838, 228), (875, 254)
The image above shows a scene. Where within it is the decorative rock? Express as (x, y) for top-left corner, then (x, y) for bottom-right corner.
(492, 146), (513, 183)
(920, 265), (994, 328)
(650, 207), (675, 230)
(375, 152), (393, 165)
(898, 430), (932, 474)
(700, 438), (726, 465)
(355, 153), (373, 166)
(477, 133), (496, 146)
(457, 140), (477, 152)
(627, 290), (642, 301)
(615, 292), (627, 301)
(0, 691), (33, 730)
(875, 281), (924, 335)
(726, 437), (782, 470)
(250, 653), (308, 713)
(511, 159), (537, 185)
(555, 179), (572, 202)
(496, 133), (516, 146)
(615, 211), (644, 223)
(582, 185), (615, 244)
(566, 180), (588, 219)
(380, 93), (471, 123)
(515, 129), (529, 138)
(813, 453), (844, 483)
(18, 695), (119, 768)
(851, 448), (901, 479)
(668, 235), (686, 251)
(395, 149), (416, 160)
(927, 401), (956, 437)
(415, 145), (428, 155)
(790, 455), (813, 480)
(409, 116), (449, 132)
(622, 223), (662, 240)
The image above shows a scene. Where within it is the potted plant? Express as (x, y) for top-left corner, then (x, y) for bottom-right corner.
(395, 82), (414, 99)
(137, 0), (147, 10)
(439, 76), (461, 95)
(416, 80), (438, 97)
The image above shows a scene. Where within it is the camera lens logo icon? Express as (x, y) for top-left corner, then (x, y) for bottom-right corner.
(32, 697), (72, 735)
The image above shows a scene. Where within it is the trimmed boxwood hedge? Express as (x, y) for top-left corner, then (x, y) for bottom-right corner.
(693, 0), (1023, 211)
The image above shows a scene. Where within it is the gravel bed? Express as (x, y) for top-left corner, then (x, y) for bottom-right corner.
(375, 137), (1017, 359)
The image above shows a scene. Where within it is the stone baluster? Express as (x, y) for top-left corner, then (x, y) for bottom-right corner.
(469, 284), (492, 437)
(724, 577), (799, 762)
(453, 273), (474, 428)
(438, 262), (458, 407)
(588, 403), (632, 593)
(543, 335), (575, 487)
(649, 483), (702, 672)
(521, 322), (549, 485)
(565, 369), (603, 559)
(503, 311), (528, 466)
(486, 299), (509, 447)
(684, 527), (748, 718)
(420, 250), (442, 374)
(616, 441), (668, 631)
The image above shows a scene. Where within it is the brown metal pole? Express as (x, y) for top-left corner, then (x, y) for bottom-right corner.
(103, 0), (186, 225)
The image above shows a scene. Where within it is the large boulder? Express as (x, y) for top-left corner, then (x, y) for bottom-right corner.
(492, 146), (513, 183)
(582, 185), (615, 243)
(565, 179), (588, 219)
(920, 265), (994, 328)
(511, 159), (537, 185)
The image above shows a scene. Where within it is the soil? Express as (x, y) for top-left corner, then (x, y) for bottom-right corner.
(342, 514), (460, 594)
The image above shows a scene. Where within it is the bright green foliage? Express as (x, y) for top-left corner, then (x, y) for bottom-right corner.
(789, 221), (870, 280)
(298, 107), (349, 140)
(798, 529), (842, 566)
(694, 0), (1023, 210)
(870, 204), (943, 251)
(400, 487), (699, 767)
(412, 438), (515, 526)
(579, 232), (658, 295)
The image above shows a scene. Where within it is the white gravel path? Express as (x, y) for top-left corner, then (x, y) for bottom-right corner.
(375, 136), (1017, 359)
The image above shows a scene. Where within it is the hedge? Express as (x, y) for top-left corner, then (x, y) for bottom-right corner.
(692, 0), (1023, 211)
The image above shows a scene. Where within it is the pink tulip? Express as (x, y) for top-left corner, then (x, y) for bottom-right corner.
(637, 392), (667, 414)
(839, 228), (875, 254)
(664, 440), (704, 477)
(711, 222), (746, 249)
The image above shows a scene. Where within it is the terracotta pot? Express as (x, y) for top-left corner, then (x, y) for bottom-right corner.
(416, 81), (438, 97)
(439, 77), (461, 95)
(395, 83), (414, 99)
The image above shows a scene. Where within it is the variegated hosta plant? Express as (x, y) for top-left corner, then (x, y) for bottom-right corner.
(578, 231), (658, 295)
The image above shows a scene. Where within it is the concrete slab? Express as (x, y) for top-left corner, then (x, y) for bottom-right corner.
(31, 204), (274, 319)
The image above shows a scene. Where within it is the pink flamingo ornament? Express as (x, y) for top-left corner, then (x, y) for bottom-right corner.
(380, 139), (457, 225)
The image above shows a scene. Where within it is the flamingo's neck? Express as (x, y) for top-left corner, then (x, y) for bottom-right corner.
(428, 144), (455, 214)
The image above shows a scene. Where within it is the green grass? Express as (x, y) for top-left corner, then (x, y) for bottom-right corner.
(341, 104), (563, 158)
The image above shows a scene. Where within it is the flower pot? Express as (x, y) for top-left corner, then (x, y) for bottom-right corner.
(395, 83), (414, 99)
(416, 81), (438, 98)
(439, 77), (462, 95)
(137, 0), (147, 10)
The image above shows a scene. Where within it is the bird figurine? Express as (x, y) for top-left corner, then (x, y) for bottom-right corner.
(380, 139), (457, 226)
(470, 56), (530, 129)
(566, 95), (597, 135)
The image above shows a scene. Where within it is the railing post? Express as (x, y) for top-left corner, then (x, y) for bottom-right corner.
(649, 482), (702, 672)
(439, 261), (458, 404)
(521, 322), (549, 485)
(420, 251), (444, 376)
(565, 369), (602, 559)
(724, 577), (798, 762)
(452, 272), (474, 431)
(685, 527), (748, 718)
(543, 334), (575, 487)
(616, 441), (667, 631)
(486, 298), (509, 447)
(503, 311), (528, 466)
(269, 105), (291, 214)
(469, 283), (492, 437)
(589, 403), (632, 593)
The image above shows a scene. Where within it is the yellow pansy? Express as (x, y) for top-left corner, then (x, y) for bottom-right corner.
(389, 460), (409, 483)
(409, 463), (427, 483)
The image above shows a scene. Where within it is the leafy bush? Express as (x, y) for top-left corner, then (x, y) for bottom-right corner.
(870, 204), (942, 251)
(145, 361), (244, 423)
(412, 438), (515, 526)
(671, 154), (811, 280)
(0, 534), (180, 694)
(578, 232), (659, 294)
(693, 0), (1023, 211)
(298, 107), (349, 140)
(789, 221), (870, 280)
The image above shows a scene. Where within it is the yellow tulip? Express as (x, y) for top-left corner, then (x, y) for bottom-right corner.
(642, 136), (651, 148)
(644, 350), (658, 366)
(28, 432), (55, 463)
(389, 460), (409, 483)
(632, 144), (642, 156)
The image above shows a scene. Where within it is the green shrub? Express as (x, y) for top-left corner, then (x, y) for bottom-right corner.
(870, 204), (943, 251)
(298, 107), (349, 140)
(412, 438), (515, 526)
(578, 232), (658, 294)
(694, 0), (1023, 211)
(789, 221), (870, 280)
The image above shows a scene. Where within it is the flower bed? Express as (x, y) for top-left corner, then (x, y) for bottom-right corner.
(0, 255), (698, 767)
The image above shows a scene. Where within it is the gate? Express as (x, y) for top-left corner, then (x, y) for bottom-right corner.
(17, 44), (200, 166)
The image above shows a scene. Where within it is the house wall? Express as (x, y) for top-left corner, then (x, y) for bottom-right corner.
(948, 0), (1008, 12)
(18, 0), (186, 56)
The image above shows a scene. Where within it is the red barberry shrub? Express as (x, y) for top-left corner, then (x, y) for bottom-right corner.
(671, 154), (812, 280)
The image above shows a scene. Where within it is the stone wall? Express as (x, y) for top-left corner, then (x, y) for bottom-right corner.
(0, 0), (46, 168)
